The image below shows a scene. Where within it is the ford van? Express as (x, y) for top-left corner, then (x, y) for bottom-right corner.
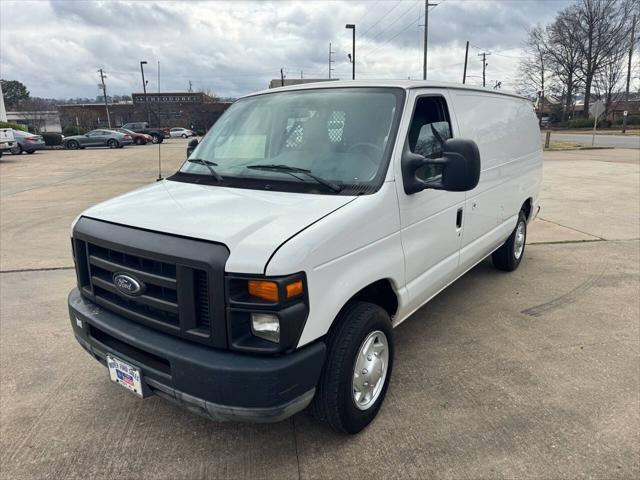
(68, 81), (542, 434)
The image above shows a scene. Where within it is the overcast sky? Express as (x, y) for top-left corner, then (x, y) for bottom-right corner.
(1, 0), (573, 99)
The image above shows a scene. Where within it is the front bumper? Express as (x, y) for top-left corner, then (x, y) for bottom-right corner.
(68, 288), (325, 422)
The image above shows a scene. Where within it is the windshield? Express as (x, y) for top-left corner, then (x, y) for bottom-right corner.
(174, 87), (404, 195)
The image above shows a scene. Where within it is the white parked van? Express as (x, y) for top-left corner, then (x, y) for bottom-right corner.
(68, 81), (542, 434)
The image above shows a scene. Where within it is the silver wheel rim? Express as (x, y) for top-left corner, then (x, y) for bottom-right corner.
(514, 221), (526, 259)
(352, 330), (389, 411)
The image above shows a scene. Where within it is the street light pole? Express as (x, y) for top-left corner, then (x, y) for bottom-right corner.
(140, 61), (151, 126)
(346, 24), (355, 80)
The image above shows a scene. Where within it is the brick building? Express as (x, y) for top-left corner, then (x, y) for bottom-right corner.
(58, 92), (232, 133)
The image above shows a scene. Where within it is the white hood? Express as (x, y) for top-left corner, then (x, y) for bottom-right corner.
(82, 180), (356, 273)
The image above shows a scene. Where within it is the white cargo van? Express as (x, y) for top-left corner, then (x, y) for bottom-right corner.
(0, 127), (16, 157)
(68, 81), (542, 433)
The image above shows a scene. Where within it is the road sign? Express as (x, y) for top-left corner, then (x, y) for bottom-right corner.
(589, 100), (605, 119)
(623, 110), (628, 116)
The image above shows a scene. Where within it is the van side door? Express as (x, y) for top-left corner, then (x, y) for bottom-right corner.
(448, 91), (528, 272)
(394, 90), (465, 312)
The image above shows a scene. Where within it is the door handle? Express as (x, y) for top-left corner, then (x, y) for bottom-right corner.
(456, 207), (463, 229)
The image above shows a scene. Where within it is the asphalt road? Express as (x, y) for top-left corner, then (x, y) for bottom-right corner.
(543, 132), (640, 149)
(1, 142), (638, 479)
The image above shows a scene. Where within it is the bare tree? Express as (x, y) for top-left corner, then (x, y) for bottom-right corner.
(575, 0), (632, 117)
(546, 5), (584, 121)
(594, 42), (629, 118)
(517, 25), (552, 125)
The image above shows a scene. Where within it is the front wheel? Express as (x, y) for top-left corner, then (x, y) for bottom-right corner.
(11, 144), (22, 155)
(492, 211), (527, 271)
(151, 134), (162, 144)
(310, 301), (394, 434)
(66, 140), (79, 150)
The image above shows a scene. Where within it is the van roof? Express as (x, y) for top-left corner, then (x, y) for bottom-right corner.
(244, 80), (530, 101)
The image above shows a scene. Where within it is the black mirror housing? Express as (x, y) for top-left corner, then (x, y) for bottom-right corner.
(186, 138), (199, 158)
(401, 138), (481, 194)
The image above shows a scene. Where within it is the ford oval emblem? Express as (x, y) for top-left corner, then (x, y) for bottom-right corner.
(112, 272), (145, 296)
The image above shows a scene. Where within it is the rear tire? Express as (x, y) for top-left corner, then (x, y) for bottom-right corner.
(181, 133), (187, 138)
(310, 301), (394, 434)
(26, 150), (35, 154)
(492, 211), (527, 271)
(107, 139), (118, 149)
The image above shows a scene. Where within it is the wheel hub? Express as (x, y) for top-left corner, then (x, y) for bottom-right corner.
(352, 330), (389, 411)
(514, 220), (525, 259)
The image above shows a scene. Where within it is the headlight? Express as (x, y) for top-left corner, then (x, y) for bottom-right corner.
(225, 273), (308, 353)
(251, 313), (280, 343)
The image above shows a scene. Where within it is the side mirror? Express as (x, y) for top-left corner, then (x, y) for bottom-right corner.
(401, 138), (481, 194)
(186, 138), (198, 158)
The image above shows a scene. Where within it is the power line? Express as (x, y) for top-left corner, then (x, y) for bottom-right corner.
(359, 0), (404, 37)
(365, 1), (421, 44)
(363, 9), (426, 60)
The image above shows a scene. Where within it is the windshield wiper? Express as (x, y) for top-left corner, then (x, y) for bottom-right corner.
(245, 164), (342, 193)
(188, 158), (223, 182)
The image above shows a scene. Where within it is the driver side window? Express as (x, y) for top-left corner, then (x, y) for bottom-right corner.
(407, 96), (452, 182)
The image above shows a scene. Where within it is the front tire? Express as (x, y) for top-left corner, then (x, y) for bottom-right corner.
(492, 211), (527, 271)
(11, 144), (22, 155)
(66, 140), (79, 150)
(151, 134), (162, 144)
(310, 301), (394, 434)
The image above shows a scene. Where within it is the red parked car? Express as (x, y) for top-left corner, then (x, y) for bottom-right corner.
(116, 128), (153, 145)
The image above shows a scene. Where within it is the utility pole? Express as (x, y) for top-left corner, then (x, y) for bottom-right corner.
(140, 61), (151, 125)
(622, 14), (636, 134)
(423, 1), (438, 80)
(188, 80), (193, 92)
(346, 24), (356, 80)
(478, 52), (491, 87)
(328, 42), (335, 79)
(98, 68), (111, 128)
(462, 40), (469, 84)
(280, 68), (285, 87)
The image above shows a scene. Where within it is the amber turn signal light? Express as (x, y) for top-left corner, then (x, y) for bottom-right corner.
(285, 279), (304, 299)
(248, 280), (279, 302)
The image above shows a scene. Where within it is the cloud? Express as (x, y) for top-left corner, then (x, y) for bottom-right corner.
(0, 0), (574, 99)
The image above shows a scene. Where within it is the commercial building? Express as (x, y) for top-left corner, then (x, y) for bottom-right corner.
(58, 92), (231, 133)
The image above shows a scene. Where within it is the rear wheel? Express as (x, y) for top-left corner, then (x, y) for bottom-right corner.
(492, 211), (527, 271)
(181, 133), (187, 138)
(107, 139), (118, 149)
(310, 301), (393, 434)
(66, 140), (79, 150)
(26, 150), (35, 154)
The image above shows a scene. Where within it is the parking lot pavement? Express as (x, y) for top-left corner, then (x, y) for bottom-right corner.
(1, 145), (639, 479)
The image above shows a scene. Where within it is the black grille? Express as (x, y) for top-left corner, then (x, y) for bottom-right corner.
(72, 217), (230, 349)
(75, 239), (212, 342)
(195, 270), (210, 329)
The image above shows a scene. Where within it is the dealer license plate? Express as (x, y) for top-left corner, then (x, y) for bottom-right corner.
(106, 354), (143, 397)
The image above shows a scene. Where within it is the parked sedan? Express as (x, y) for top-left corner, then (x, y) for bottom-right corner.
(10, 129), (46, 154)
(169, 127), (196, 138)
(116, 128), (153, 145)
(63, 129), (133, 149)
